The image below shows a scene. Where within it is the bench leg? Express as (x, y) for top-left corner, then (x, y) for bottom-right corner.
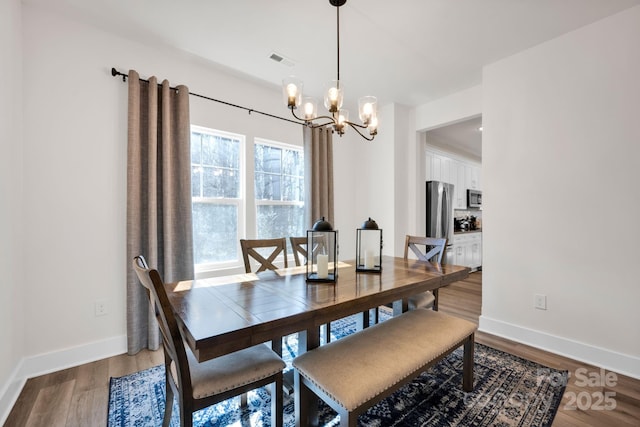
(338, 407), (357, 427)
(463, 333), (475, 392)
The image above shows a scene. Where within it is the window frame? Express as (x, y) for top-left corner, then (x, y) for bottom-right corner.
(254, 137), (305, 215)
(191, 125), (246, 274)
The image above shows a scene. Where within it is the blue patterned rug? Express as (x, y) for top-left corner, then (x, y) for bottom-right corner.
(108, 309), (567, 426)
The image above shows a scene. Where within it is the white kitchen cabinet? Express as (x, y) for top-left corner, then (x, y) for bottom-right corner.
(465, 164), (481, 190)
(451, 232), (482, 270)
(425, 148), (481, 200)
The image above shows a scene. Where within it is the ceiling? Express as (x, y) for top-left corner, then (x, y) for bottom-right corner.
(26, 0), (640, 157)
(426, 116), (483, 161)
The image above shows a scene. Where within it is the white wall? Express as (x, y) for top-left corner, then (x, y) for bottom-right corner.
(14, 2), (302, 384)
(413, 88), (483, 238)
(480, 6), (640, 378)
(0, 0), (26, 421)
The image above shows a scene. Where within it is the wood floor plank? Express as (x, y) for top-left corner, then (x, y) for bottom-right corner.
(65, 387), (109, 427)
(24, 379), (75, 427)
(4, 271), (639, 427)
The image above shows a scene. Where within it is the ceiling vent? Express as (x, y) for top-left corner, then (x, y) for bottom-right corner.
(269, 52), (295, 67)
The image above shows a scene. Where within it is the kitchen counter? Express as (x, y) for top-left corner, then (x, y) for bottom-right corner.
(454, 229), (482, 234)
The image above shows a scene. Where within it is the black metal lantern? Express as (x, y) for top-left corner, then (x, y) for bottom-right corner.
(306, 217), (339, 283)
(356, 217), (383, 273)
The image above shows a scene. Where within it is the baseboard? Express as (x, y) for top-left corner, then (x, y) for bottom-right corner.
(0, 358), (26, 426)
(479, 315), (640, 379)
(0, 334), (127, 424)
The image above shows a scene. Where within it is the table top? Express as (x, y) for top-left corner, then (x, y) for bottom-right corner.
(165, 256), (470, 362)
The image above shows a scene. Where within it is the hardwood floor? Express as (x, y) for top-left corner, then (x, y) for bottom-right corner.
(4, 271), (639, 426)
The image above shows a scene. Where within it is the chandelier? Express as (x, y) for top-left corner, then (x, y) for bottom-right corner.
(282, 0), (378, 141)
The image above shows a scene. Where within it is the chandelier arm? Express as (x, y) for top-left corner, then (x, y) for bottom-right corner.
(290, 106), (337, 127)
(346, 122), (376, 141)
(307, 120), (337, 129)
(344, 120), (368, 129)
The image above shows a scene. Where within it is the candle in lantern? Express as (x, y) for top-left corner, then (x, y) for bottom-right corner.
(364, 250), (375, 269)
(317, 254), (329, 279)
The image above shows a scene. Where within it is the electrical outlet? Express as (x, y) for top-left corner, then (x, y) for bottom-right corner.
(95, 300), (108, 316)
(534, 294), (547, 310)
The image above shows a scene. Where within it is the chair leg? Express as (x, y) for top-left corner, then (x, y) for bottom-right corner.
(463, 334), (475, 392)
(163, 378), (174, 427)
(324, 323), (331, 343)
(271, 374), (284, 427)
(241, 392), (248, 409)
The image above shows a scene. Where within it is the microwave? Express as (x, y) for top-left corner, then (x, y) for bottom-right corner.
(467, 189), (482, 208)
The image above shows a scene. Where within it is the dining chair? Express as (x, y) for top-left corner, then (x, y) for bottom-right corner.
(289, 235), (326, 267)
(240, 237), (298, 391)
(289, 236), (333, 343)
(132, 255), (285, 427)
(405, 235), (447, 311)
(240, 238), (288, 273)
(371, 235), (447, 324)
(289, 236), (308, 267)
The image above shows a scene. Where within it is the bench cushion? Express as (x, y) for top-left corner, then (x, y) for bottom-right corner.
(292, 308), (476, 411)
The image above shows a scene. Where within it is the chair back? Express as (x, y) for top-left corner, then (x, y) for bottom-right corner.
(404, 235), (447, 263)
(289, 237), (307, 267)
(240, 238), (288, 273)
(132, 255), (193, 393)
(289, 235), (328, 267)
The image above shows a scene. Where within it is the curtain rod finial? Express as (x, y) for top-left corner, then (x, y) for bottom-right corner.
(111, 67), (127, 82)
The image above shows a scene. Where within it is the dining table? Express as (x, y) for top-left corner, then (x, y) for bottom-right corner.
(165, 255), (470, 362)
(164, 255), (469, 425)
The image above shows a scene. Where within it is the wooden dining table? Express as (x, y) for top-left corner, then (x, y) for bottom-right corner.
(165, 255), (470, 363)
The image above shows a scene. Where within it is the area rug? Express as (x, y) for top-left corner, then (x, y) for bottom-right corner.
(109, 310), (567, 427)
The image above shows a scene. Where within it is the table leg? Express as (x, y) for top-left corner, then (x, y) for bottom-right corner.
(296, 327), (321, 426)
(392, 298), (408, 316)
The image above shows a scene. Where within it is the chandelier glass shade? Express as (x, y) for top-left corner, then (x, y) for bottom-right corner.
(282, 0), (378, 141)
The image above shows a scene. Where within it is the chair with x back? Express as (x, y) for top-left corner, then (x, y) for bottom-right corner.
(132, 255), (285, 427)
(289, 236), (308, 267)
(289, 235), (326, 267)
(240, 238), (288, 273)
(289, 235), (334, 342)
(405, 235), (447, 311)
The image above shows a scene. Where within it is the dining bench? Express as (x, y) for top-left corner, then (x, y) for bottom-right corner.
(292, 308), (477, 427)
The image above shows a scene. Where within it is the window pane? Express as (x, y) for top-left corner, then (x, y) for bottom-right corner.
(257, 205), (305, 239)
(282, 176), (304, 201)
(283, 149), (303, 176)
(203, 166), (239, 198)
(192, 202), (237, 264)
(191, 132), (202, 164)
(255, 145), (281, 173)
(255, 172), (281, 200)
(191, 166), (202, 197)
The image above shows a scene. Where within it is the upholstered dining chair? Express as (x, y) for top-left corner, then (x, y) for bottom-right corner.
(132, 255), (285, 427)
(405, 235), (447, 311)
(240, 238), (288, 273)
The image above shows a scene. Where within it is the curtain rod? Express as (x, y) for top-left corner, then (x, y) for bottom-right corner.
(111, 67), (303, 126)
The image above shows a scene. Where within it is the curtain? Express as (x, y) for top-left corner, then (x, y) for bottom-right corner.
(126, 69), (194, 354)
(303, 126), (334, 228)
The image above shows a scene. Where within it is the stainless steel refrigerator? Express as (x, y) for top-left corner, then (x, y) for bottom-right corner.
(426, 181), (454, 264)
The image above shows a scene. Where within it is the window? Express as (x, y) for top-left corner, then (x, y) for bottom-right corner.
(254, 139), (305, 240)
(190, 127), (304, 273)
(191, 126), (244, 269)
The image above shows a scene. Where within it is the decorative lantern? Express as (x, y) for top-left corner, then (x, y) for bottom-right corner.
(356, 217), (383, 273)
(306, 217), (339, 283)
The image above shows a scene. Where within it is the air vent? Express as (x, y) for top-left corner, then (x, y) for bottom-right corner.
(269, 52), (295, 67)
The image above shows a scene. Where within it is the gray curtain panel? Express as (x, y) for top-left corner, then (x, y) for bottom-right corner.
(126, 69), (195, 355)
(303, 126), (334, 227)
